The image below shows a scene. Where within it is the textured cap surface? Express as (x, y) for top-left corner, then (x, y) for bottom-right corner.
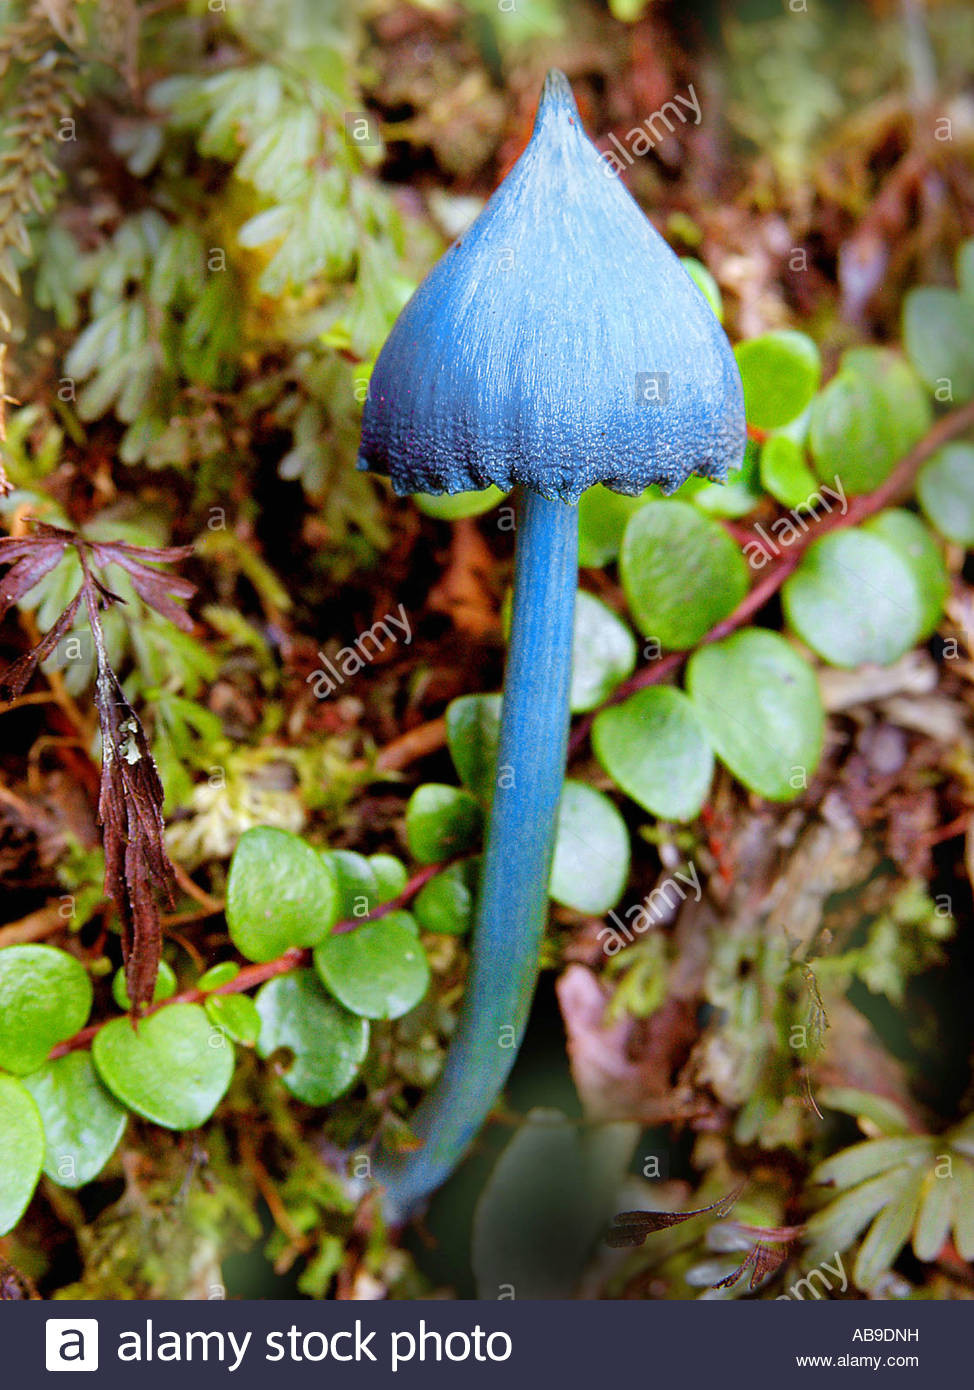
(358, 70), (745, 503)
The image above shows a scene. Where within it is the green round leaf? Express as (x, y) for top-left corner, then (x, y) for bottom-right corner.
(593, 686), (714, 822)
(760, 434), (819, 510)
(620, 501), (749, 650)
(369, 854), (408, 903)
(903, 287), (974, 403)
(578, 486), (648, 567)
(687, 629), (824, 801)
(414, 858), (479, 935)
(0, 945), (93, 1075)
(472, 1107), (617, 1300)
(446, 695), (502, 802)
(809, 349), (931, 495)
(783, 530), (924, 667)
(315, 915), (429, 1020)
(93, 1003), (234, 1131)
(917, 443), (974, 545)
(958, 238), (974, 304)
(570, 591), (637, 712)
(112, 959), (177, 1011)
(681, 257), (723, 322)
(735, 330), (820, 430)
(226, 826), (341, 962)
(379, 908), (419, 936)
(405, 784), (483, 863)
(323, 849), (380, 918)
(204, 993), (262, 1047)
(197, 961), (241, 992)
(687, 442), (763, 519)
(549, 781), (630, 914)
(863, 509), (947, 641)
(0, 1074), (44, 1234)
(413, 485), (507, 520)
(255, 970), (369, 1105)
(21, 1053), (127, 1189)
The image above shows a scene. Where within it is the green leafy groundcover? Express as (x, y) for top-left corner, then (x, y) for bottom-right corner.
(3, 262), (972, 1250)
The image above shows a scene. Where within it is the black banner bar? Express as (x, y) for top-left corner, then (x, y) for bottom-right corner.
(0, 1298), (947, 1387)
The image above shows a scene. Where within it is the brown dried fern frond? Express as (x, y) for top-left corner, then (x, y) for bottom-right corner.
(0, 521), (196, 1012)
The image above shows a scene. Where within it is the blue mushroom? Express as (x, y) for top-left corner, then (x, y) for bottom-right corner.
(358, 69), (745, 1225)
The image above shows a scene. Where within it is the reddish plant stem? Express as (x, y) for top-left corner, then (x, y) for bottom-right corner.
(48, 859), (444, 1060)
(568, 399), (974, 759)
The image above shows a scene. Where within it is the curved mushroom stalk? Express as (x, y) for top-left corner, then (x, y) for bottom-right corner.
(375, 489), (577, 1222)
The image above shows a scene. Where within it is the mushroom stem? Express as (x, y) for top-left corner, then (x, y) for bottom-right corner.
(376, 487), (578, 1222)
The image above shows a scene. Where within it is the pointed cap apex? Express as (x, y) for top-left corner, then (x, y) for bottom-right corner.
(536, 69), (579, 125)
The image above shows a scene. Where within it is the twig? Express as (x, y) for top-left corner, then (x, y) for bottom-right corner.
(0, 904), (64, 947)
(169, 860), (223, 914)
(376, 717), (447, 772)
(242, 1138), (311, 1270)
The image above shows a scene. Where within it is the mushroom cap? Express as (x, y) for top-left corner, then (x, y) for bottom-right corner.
(358, 70), (745, 504)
